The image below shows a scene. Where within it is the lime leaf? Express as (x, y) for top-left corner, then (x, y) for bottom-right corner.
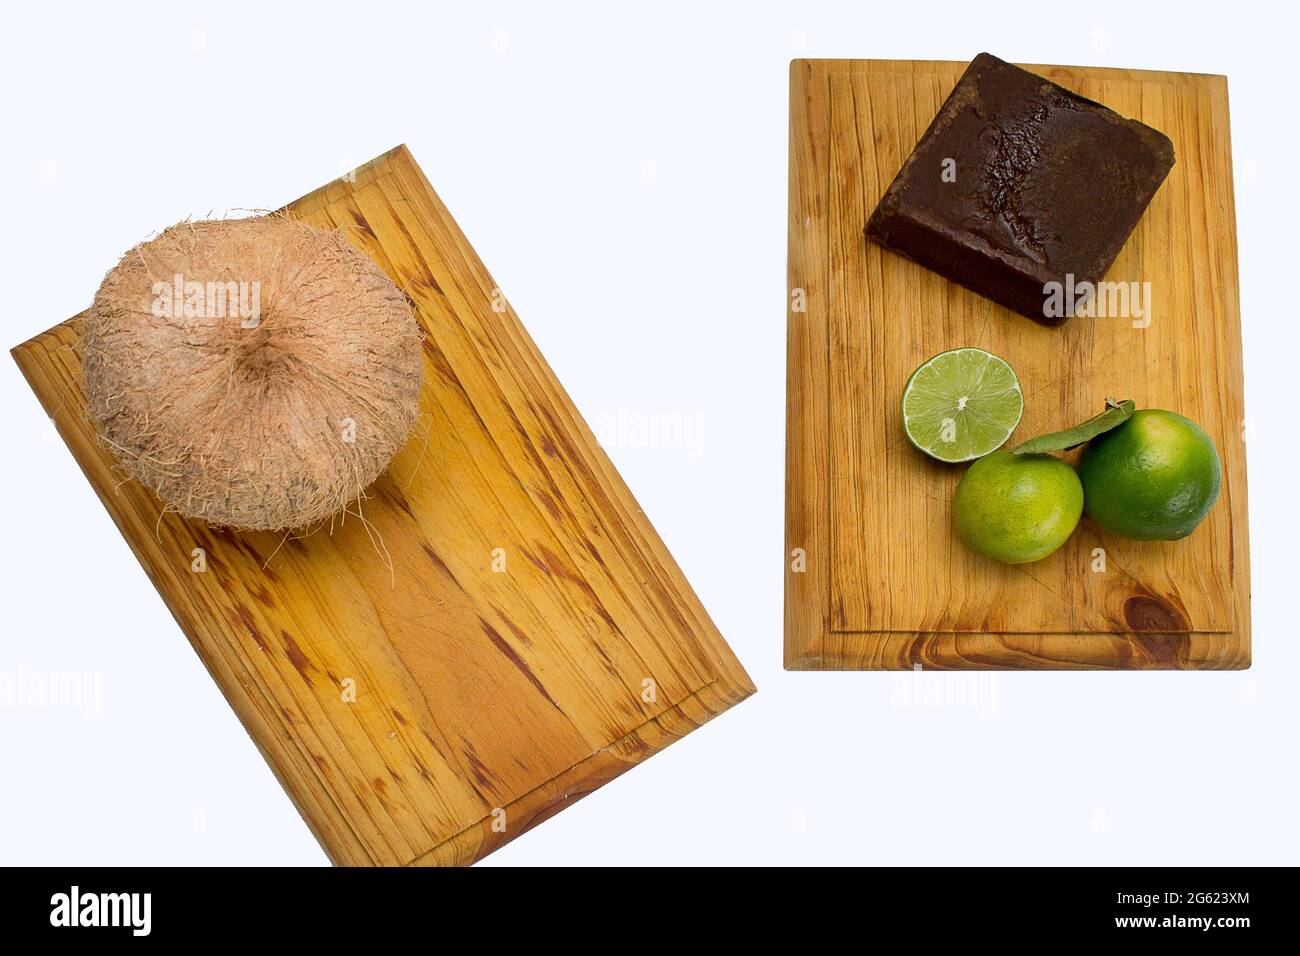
(1011, 398), (1135, 455)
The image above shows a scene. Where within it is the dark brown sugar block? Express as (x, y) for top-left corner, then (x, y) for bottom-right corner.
(865, 52), (1176, 325)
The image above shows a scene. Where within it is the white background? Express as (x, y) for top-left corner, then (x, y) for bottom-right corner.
(1, 0), (1294, 866)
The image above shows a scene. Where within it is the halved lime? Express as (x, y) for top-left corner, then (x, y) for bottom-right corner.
(901, 348), (1023, 463)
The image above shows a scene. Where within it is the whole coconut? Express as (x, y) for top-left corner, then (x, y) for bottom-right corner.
(83, 216), (423, 531)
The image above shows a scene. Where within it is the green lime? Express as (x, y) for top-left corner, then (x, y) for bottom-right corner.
(1078, 409), (1221, 540)
(952, 450), (1083, 563)
(902, 348), (1023, 463)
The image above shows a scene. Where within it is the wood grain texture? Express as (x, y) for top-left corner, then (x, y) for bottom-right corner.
(785, 60), (1250, 670)
(13, 146), (754, 864)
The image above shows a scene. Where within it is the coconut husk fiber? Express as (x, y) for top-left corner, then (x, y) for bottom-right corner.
(82, 215), (423, 531)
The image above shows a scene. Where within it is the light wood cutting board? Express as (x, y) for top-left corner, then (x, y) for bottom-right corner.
(13, 146), (754, 864)
(785, 59), (1250, 670)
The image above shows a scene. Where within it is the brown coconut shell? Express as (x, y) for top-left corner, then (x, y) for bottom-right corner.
(82, 216), (423, 531)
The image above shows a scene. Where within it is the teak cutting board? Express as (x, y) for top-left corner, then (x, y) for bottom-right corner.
(13, 146), (754, 865)
(785, 60), (1250, 670)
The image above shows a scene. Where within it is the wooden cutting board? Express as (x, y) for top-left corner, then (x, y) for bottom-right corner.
(13, 146), (754, 864)
(785, 59), (1250, 670)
